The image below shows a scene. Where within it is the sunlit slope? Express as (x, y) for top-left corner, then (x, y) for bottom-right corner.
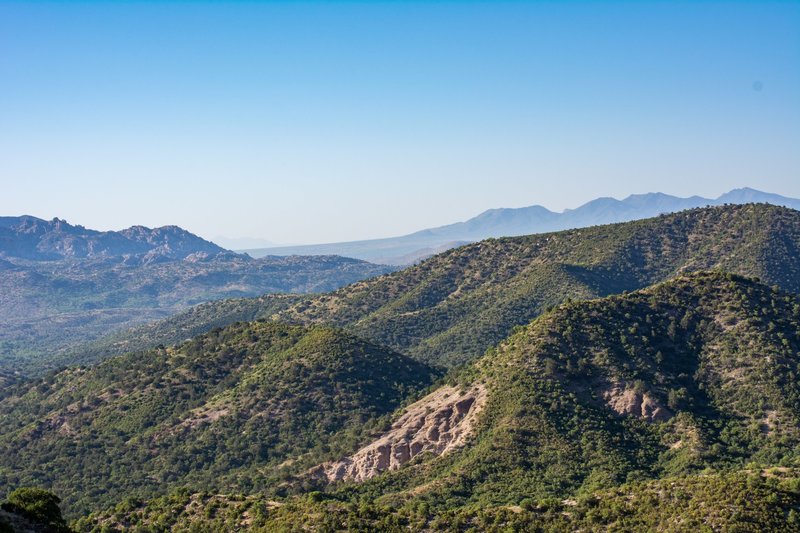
(0, 322), (437, 516)
(274, 204), (800, 367)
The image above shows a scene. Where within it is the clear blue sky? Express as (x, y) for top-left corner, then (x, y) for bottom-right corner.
(1, 1), (798, 244)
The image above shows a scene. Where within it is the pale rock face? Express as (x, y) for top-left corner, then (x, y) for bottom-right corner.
(601, 380), (672, 422)
(314, 384), (488, 482)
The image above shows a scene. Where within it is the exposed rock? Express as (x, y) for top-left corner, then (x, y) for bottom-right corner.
(600, 380), (672, 422)
(313, 384), (487, 482)
(760, 409), (779, 435)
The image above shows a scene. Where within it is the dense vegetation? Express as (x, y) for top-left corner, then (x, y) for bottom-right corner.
(0, 255), (393, 375)
(324, 272), (800, 513)
(0, 323), (437, 516)
(6, 271), (800, 531)
(4, 205), (800, 531)
(93, 204), (800, 369)
(72, 467), (800, 532)
(0, 488), (71, 533)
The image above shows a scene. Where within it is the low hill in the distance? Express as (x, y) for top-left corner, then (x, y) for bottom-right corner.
(0, 215), (394, 375)
(245, 188), (800, 264)
(112, 204), (800, 370)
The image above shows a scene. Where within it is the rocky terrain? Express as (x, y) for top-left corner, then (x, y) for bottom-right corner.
(315, 384), (487, 482)
(3, 206), (800, 531)
(61, 272), (800, 531)
(0, 216), (228, 262)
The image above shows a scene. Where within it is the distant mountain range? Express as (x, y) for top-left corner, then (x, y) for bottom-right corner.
(0, 216), (394, 375)
(243, 188), (800, 264)
(0, 216), (231, 263)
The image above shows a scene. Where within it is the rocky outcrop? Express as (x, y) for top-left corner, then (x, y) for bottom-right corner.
(314, 384), (487, 482)
(600, 380), (672, 422)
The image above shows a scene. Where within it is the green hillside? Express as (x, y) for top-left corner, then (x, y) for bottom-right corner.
(61, 293), (303, 369)
(329, 272), (800, 511)
(88, 204), (800, 370)
(72, 468), (800, 532)
(0, 323), (437, 516)
(66, 272), (800, 531)
(276, 203), (800, 367)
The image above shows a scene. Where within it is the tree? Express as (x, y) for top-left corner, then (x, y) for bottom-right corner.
(1, 488), (70, 532)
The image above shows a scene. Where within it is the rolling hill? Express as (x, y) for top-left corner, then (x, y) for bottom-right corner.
(0, 322), (438, 517)
(101, 203), (800, 370)
(68, 272), (800, 531)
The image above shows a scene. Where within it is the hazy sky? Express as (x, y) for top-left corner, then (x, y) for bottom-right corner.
(1, 1), (798, 244)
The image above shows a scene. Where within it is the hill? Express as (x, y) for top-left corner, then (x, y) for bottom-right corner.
(69, 272), (800, 531)
(245, 188), (800, 264)
(272, 203), (800, 367)
(0, 254), (394, 375)
(0, 322), (438, 517)
(315, 272), (800, 507)
(88, 204), (800, 370)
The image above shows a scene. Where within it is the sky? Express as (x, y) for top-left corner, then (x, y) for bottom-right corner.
(1, 1), (798, 245)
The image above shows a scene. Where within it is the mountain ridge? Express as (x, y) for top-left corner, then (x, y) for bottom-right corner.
(80, 203), (800, 372)
(32, 271), (800, 531)
(245, 188), (800, 264)
(285, 271), (800, 523)
(0, 215), (232, 263)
